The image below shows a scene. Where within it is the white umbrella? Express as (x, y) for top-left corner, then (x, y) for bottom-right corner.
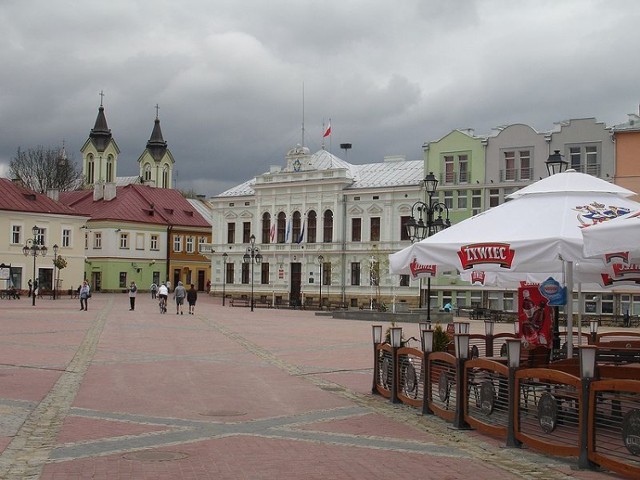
(582, 210), (640, 258)
(390, 170), (639, 356)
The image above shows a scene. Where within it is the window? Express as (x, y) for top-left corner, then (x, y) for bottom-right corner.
(120, 233), (129, 249)
(241, 263), (249, 284)
(307, 210), (317, 243)
(585, 146), (598, 175)
(162, 165), (169, 188)
(400, 216), (411, 241)
(88, 154), (95, 184)
(504, 151), (516, 181)
(198, 236), (206, 252)
(323, 210), (333, 243)
(106, 155), (114, 182)
(519, 150), (531, 180)
(119, 272), (127, 288)
(262, 212), (271, 243)
(173, 235), (182, 252)
(225, 262), (234, 284)
(458, 155), (468, 183)
(11, 225), (21, 244)
(370, 217), (380, 242)
(444, 156), (454, 183)
(136, 233), (144, 250)
(144, 164), (152, 182)
(568, 144), (601, 176)
(186, 236), (195, 253)
(85, 232), (89, 250)
(62, 229), (71, 247)
(351, 262), (361, 286)
(261, 263), (269, 284)
(93, 232), (102, 249)
(489, 189), (500, 208)
(351, 218), (361, 242)
(277, 212), (286, 243)
(602, 293), (614, 314)
(34, 227), (45, 245)
(227, 223), (235, 244)
(322, 262), (331, 286)
(369, 260), (379, 286)
(456, 190), (467, 209)
(400, 275), (410, 287)
(443, 191), (453, 209)
(150, 235), (159, 250)
(569, 147), (581, 170)
(471, 189), (482, 214)
(242, 222), (251, 243)
(292, 211), (302, 243)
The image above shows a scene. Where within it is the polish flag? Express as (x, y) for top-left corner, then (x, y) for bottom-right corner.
(323, 121), (331, 138)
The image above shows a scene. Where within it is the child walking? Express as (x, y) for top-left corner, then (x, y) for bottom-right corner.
(187, 284), (198, 315)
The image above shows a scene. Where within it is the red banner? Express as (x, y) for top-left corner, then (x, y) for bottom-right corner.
(518, 285), (552, 350)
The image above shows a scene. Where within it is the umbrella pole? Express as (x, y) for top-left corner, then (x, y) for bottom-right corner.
(566, 261), (574, 358)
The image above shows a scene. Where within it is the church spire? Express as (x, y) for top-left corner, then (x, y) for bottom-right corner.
(89, 91), (112, 152)
(146, 104), (167, 161)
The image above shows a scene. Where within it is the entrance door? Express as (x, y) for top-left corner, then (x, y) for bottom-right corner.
(197, 270), (205, 291)
(290, 263), (301, 307)
(91, 272), (101, 292)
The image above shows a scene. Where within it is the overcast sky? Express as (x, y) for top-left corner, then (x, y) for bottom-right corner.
(1, 0), (639, 196)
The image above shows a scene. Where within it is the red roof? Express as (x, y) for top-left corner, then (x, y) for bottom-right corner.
(0, 178), (84, 217)
(59, 184), (210, 228)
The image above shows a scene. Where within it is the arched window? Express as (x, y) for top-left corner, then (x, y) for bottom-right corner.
(87, 154), (95, 184)
(261, 212), (271, 243)
(307, 210), (317, 243)
(323, 210), (333, 243)
(162, 165), (169, 188)
(144, 164), (152, 182)
(106, 155), (114, 182)
(292, 211), (301, 243)
(277, 212), (287, 243)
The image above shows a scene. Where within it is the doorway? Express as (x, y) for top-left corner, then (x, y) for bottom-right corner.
(197, 270), (205, 291)
(290, 262), (301, 307)
(91, 272), (102, 292)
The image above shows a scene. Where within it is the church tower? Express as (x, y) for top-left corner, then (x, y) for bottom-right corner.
(80, 93), (120, 187)
(138, 106), (175, 189)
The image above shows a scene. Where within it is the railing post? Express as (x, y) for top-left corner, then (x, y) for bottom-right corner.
(578, 346), (597, 470)
(421, 328), (433, 415)
(453, 334), (471, 429)
(506, 339), (522, 448)
(390, 327), (403, 404)
(485, 320), (495, 357)
(371, 325), (382, 394)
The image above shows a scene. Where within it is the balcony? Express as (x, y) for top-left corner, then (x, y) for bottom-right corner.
(499, 168), (533, 182)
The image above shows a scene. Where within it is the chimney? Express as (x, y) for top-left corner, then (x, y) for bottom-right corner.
(93, 183), (104, 201)
(46, 189), (59, 201)
(104, 182), (117, 201)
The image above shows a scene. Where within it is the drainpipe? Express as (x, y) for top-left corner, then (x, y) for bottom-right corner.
(166, 225), (172, 284)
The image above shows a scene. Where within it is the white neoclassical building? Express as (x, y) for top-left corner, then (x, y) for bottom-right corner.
(208, 146), (425, 309)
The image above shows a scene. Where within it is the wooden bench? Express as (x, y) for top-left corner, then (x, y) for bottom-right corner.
(229, 297), (250, 307)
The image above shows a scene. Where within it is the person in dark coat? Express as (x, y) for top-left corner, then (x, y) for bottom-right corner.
(187, 284), (198, 315)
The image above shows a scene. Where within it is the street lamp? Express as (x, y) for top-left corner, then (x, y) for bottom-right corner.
(23, 225), (47, 307)
(545, 150), (568, 176)
(318, 255), (324, 310)
(222, 252), (228, 306)
(405, 172), (451, 317)
(243, 234), (262, 312)
(52, 244), (59, 300)
(369, 256), (376, 310)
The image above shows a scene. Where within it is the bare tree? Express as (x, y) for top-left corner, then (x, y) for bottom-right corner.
(9, 146), (83, 193)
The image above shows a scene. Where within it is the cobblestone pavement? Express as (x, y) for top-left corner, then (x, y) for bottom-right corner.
(0, 294), (624, 479)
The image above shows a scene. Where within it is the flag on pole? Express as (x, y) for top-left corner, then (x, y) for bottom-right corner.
(285, 218), (292, 243)
(269, 223), (276, 243)
(323, 120), (331, 138)
(296, 219), (305, 244)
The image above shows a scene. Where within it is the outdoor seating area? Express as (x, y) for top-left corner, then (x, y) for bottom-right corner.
(372, 321), (640, 478)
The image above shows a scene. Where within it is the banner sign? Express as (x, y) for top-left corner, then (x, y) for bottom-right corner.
(518, 284), (552, 350)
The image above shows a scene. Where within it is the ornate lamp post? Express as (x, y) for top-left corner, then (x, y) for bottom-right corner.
(243, 234), (262, 312)
(222, 252), (228, 306)
(318, 255), (324, 309)
(52, 244), (59, 300)
(545, 150), (568, 353)
(405, 172), (451, 317)
(23, 225), (47, 307)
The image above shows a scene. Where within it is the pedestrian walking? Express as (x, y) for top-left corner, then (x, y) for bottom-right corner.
(79, 280), (90, 311)
(166, 280), (171, 293)
(150, 282), (158, 299)
(129, 281), (137, 311)
(27, 279), (32, 298)
(187, 284), (198, 315)
(206, 279), (211, 293)
(173, 281), (186, 315)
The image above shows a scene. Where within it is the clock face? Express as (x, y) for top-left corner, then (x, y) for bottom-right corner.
(293, 159), (301, 172)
